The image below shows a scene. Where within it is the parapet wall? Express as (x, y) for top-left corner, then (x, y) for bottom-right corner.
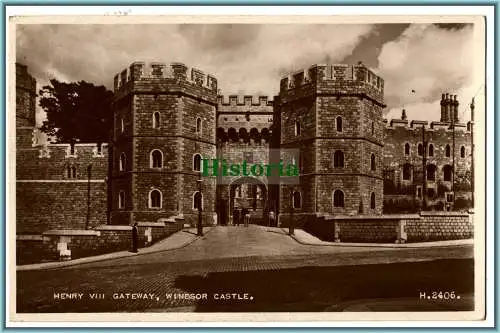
(385, 118), (471, 133)
(280, 63), (384, 104)
(113, 62), (218, 97)
(218, 95), (275, 107)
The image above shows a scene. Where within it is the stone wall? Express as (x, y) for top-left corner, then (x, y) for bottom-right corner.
(17, 216), (185, 265)
(303, 211), (473, 243)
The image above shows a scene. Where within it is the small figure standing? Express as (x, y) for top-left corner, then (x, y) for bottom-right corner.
(242, 207), (250, 227)
(131, 222), (139, 253)
(269, 210), (275, 228)
(233, 207), (240, 226)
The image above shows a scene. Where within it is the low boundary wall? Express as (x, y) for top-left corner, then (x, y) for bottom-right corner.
(303, 211), (473, 243)
(17, 215), (185, 264)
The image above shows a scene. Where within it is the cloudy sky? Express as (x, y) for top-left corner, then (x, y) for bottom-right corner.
(16, 22), (482, 125)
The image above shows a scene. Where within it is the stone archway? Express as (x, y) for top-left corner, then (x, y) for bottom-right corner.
(229, 176), (268, 225)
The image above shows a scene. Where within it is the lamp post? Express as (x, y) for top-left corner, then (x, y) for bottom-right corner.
(289, 190), (294, 236)
(197, 173), (203, 236)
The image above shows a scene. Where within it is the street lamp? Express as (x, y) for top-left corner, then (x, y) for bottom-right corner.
(197, 173), (203, 236)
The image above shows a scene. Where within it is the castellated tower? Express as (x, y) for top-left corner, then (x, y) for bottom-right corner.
(111, 62), (218, 226)
(16, 63), (37, 147)
(278, 63), (385, 226)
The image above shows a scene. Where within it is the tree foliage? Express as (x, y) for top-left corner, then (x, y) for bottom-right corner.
(39, 79), (113, 143)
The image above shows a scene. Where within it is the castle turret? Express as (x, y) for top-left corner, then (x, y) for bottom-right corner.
(111, 62), (218, 227)
(279, 63), (385, 225)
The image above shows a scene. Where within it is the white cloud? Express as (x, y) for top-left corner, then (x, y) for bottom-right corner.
(378, 24), (481, 123)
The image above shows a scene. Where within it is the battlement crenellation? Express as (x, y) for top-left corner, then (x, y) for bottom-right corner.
(280, 63), (384, 94)
(217, 95), (275, 107)
(113, 61), (218, 93)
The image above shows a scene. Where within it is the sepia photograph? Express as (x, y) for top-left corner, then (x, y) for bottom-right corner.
(7, 7), (492, 326)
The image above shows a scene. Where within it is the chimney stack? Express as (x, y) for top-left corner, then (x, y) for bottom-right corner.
(440, 93), (448, 122)
(453, 95), (459, 123)
(401, 109), (407, 121)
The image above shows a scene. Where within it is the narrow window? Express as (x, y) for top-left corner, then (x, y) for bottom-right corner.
(336, 116), (343, 132)
(404, 143), (410, 155)
(193, 154), (202, 171)
(149, 189), (162, 209)
(196, 117), (202, 134)
(333, 190), (345, 208)
(417, 187), (422, 199)
(446, 144), (451, 157)
(193, 191), (203, 210)
(403, 164), (412, 180)
(295, 121), (301, 136)
(97, 143), (102, 155)
(371, 121), (374, 135)
(427, 164), (436, 181)
(370, 154), (376, 171)
(428, 144), (434, 157)
(119, 153), (126, 171)
(118, 191), (125, 209)
(370, 192), (376, 209)
(153, 112), (160, 129)
(293, 191), (301, 209)
(334, 150), (344, 168)
(121, 118), (125, 133)
(150, 150), (163, 168)
(443, 165), (453, 182)
(70, 143), (75, 156)
(417, 143), (423, 156)
(67, 166), (76, 179)
(461, 146), (466, 158)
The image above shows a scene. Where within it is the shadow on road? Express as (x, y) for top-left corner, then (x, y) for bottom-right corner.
(174, 259), (474, 312)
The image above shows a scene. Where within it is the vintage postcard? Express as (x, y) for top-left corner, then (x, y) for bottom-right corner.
(7, 7), (491, 326)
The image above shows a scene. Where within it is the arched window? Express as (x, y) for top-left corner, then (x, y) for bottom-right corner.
(334, 150), (344, 168)
(403, 163), (412, 181)
(426, 164), (436, 181)
(150, 150), (163, 168)
(118, 191), (125, 209)
(149, 189), (162, 209)
(295, 121), (301, 136)
(404, 143), (410, 155)
(333, 190), (345, 208)
(417, 143), (423, 156)
(428, 144), (434, 157)
(446, 144), (451, 157)
(443, 165), (453, 182)
(461, 146), (466, 158)
(193, 154), (202, 171)
(196, 117), (202, 134)
(119, 153), (126, 171)
(370, 192), (376, 209)
(153, 112), (160, 129)
(293, 191), (301, 209)
(336, 116), (343, 132)
(193, 191), (203, 210)
(67, 166), (76, 179)
(370, 154), (376, 171)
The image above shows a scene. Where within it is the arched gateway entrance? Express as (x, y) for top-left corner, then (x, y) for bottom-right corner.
(228, 177), (268, 225)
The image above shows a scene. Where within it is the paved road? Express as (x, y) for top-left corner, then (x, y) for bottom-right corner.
(17, 225), (474, 313)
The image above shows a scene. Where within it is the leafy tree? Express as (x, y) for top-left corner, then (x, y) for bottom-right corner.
(39, 79), (114, 143)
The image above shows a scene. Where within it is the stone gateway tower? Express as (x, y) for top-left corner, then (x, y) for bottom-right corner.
(278, 63), (385, 226)
(111, 62), (218, 226)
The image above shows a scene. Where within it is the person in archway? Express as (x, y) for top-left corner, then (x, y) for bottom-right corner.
(131, 222), (139, 253)
(269, 209), (275, 228)
(242, 207), (250, 227)
(233, 207), (240, 226)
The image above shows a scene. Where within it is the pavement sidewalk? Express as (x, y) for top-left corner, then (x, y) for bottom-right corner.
(17, 227), (213, 271)
(279, 227), (473, 248)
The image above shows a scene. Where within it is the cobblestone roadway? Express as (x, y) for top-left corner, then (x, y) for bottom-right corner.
(17, 226), (474, 312)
